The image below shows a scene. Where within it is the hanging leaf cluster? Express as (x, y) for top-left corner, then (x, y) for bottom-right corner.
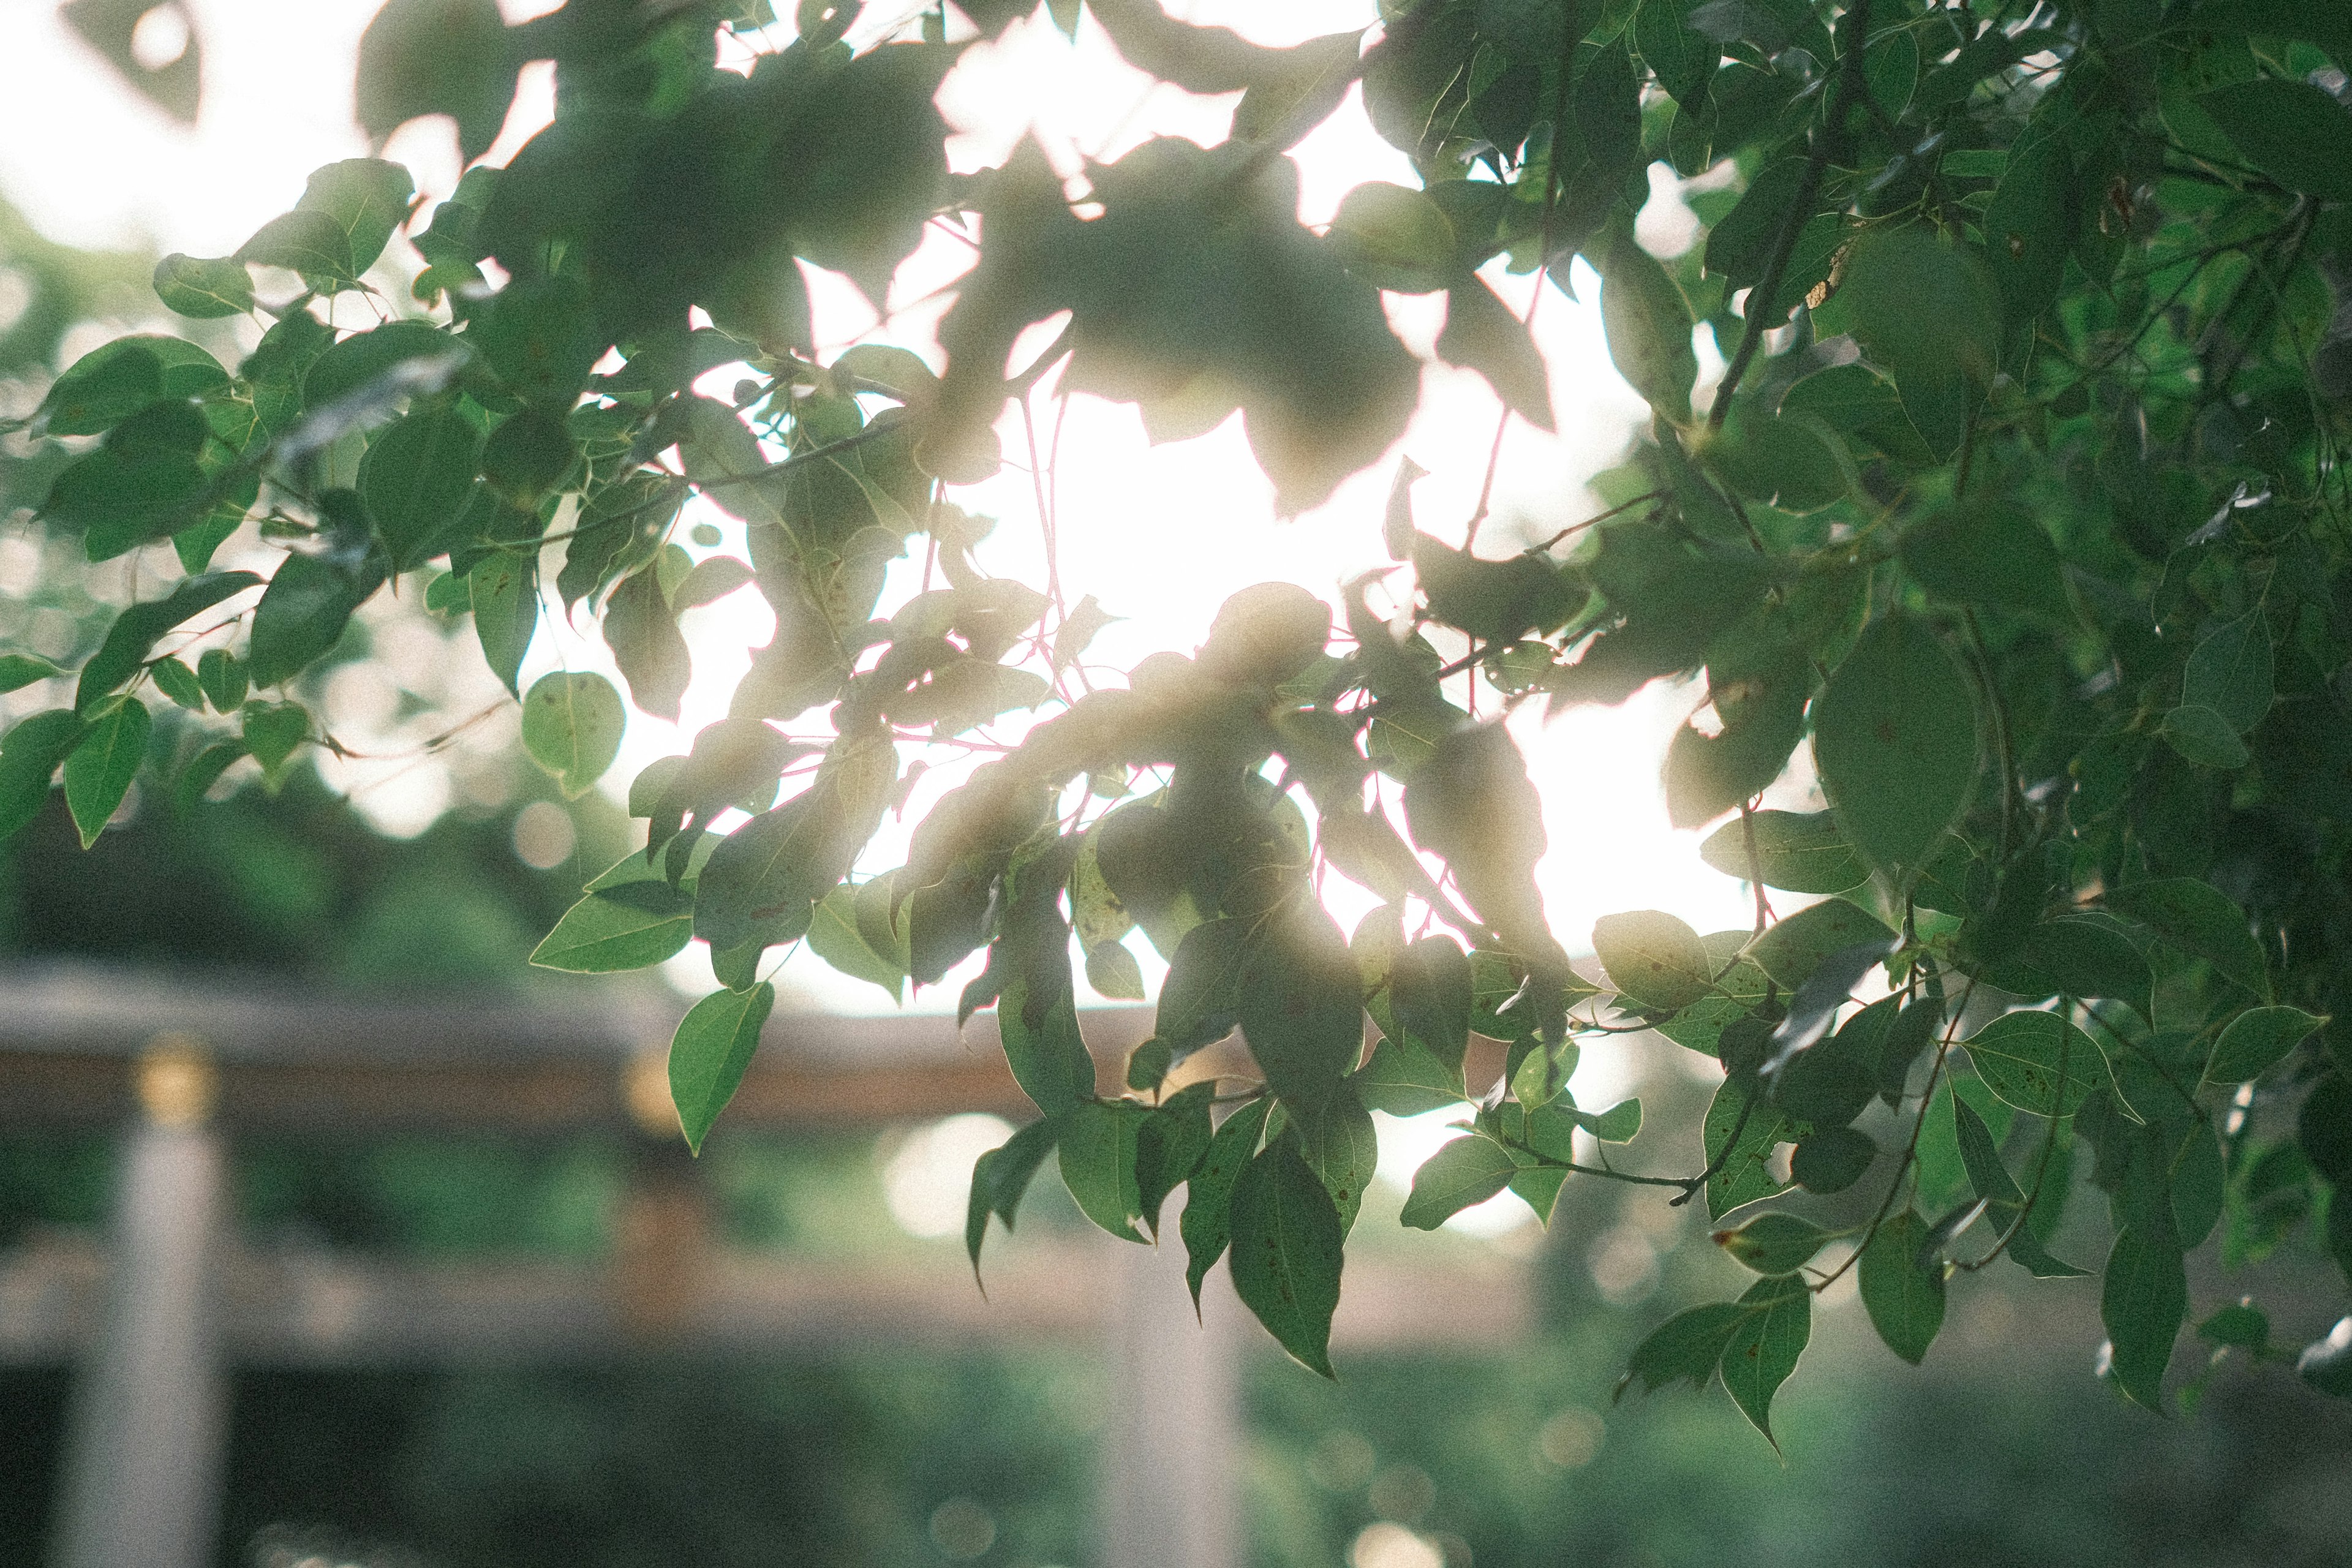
(7, 0), (2352, 1420)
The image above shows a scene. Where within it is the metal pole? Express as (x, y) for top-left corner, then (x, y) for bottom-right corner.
(48, 1038), (228, 1568)
(1100, 1218), (1242, 1568)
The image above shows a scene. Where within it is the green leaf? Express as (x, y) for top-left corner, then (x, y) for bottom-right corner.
(1350, 1034), (1466, 1116)
(807, 884), (905, 1001)
(302, 320), (461, 411)
(1438, 276), (1554, 430)
(1593, 908), (1713, 1012)
(1635, 0), (1720, 105)
(240, 701), (311, 791)
(2024, 916), (2155, 1020)
(2207, 1005), (2326, 1084)
(1983, 143), (2070, 326)
(1703, 1078), (1792, 1219)
(1962, 1009), (2104, 1118)
(1182, 1095), (1273, 1308)
(147, 657), (203, 712)
(668, 982), (776, 1155)
(1236, 905), (1365, 1107)
(195, 649), (247, 714)
(1228, 1142), (1346, 1378)
(1811, 614), (1981, 883)
(248, 551), (385, 688)
(1715, 1210), (1831, 1276)
(2197, 78), (2352, 203)
(967, 1115), (1061, 1277)
(1399, 1132), (1518, 1230)
(1157, 915), (1251, 1058)
(1295, 1087), (1379, 1235)
(1327, 181), (1455, 293)
(2160, 704), (2249, 771)
(0, 655), (64, 695)
(1721, 1274), (1811, 1446)
(1084, 939), (1147, 1001)
(151, 254), (254, 320)
(173, 740), (246, 813)
(603, 567), (689, 720)
(359, 405), (484, 571)
(358, 0), (520, 163)
(74, 570), (262, 712)
(0, 710), (86, 840)
(529, 862), (696, 973)
(2103, 878), (2269, 996)
(481, 405), (577, 503)
(61, 696), (149, 848)
(1599, 227), (1696, 425)
(1951, 1094), (2085, 1278)
(1899, 505), (2071, 621)
(1390, 933), (1472, 1070)
(239, 208), (358, 284)
(1839, 225), (2000, 458)
(2180, 608), (2274, 734)
(1698, 810), (1869, 894)
(1058, 1098), (1149, 1243)
(1621, 1302), (1746, 1395)
(1136, 1082), (1216, 1235)
(1791, 1126), (1875, 1194)
(39, 336), (227, 436)
(2101, 1224), (2187, 1412)
(470, 551), (539, 700)
(1858, 1208), (1947, 1365)
(1743, 898), (1898, 990)
(521, 672), (625, 799)
(297, 157), (417, 279)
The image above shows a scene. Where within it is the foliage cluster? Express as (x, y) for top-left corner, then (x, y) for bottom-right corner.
(7, 0), (2352, 1435)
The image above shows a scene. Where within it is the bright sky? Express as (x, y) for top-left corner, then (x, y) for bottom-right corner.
(0, 0), (1834, 1236)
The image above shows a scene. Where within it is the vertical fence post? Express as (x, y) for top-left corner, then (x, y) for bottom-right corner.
(48, 1037), (228, 1568)
(1100, 1226), (1242, 1568)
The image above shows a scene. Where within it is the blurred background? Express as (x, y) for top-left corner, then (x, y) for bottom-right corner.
(2, 3), (2351, 1567)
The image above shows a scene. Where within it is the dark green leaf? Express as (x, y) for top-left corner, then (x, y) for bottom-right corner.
(966, 1115), (1061, 1277)
(1228, 1142), (1345, 1377)
(74, 570), (262, 712)
(357, 0), (519, 163)
(1621, 1302), (1746, 1396)
(0, 655), (64, 695)
(1811, 614), (1981, 882)
(1349, 1034), (1466, 1116)
(1704, 1078), (1792, 1219)
(1136, 1082), (1216, 1235)
(1698, 809), (1869, 894)
(1398, 1131), (1517, 1231)
(39, 336), (227, 436)
(148, 657), (203, 711)
(1295, 1086), (1379, 1235)
(1182, 1095), (1273, 1308)
(1962, 1009), (2105, 1118)
(358, 404), (484, 571)
(1714, 1210), (1831, 1276)
(2101, 1224), (2187, 1411)
(1860, 1208), (1947, 1365)
(0, 710), (86, 840)
(1839, 226), (2000, 458)
(1792, 1125), (1875, 1194)
(61, 696), (149, 848)
(1158, 916), (1251, 1059)
(1721, 1274), (1810, 1446)
(1899, 506), (2071, 621)
(2207, 1005), (2326, 1084)
(668, 982), (776, 1155)
(2103, 878), (2269, 996)
(1600, 227), (1696, 425)
(1058, 1098), (1149, 1242)
(249, 551), (386, 688)
(240, 701), (311, 791)
(604, 566), (688, 719)
(1743, 898), (1898, 990)
(2197, 78), (2352, 203)
(1237, 903), (1365, 1107)
(2181, 609), (2274, 735)
(470, 551), (539, 700)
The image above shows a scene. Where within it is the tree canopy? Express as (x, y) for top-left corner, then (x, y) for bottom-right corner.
(6, 0), (2352, 1438)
